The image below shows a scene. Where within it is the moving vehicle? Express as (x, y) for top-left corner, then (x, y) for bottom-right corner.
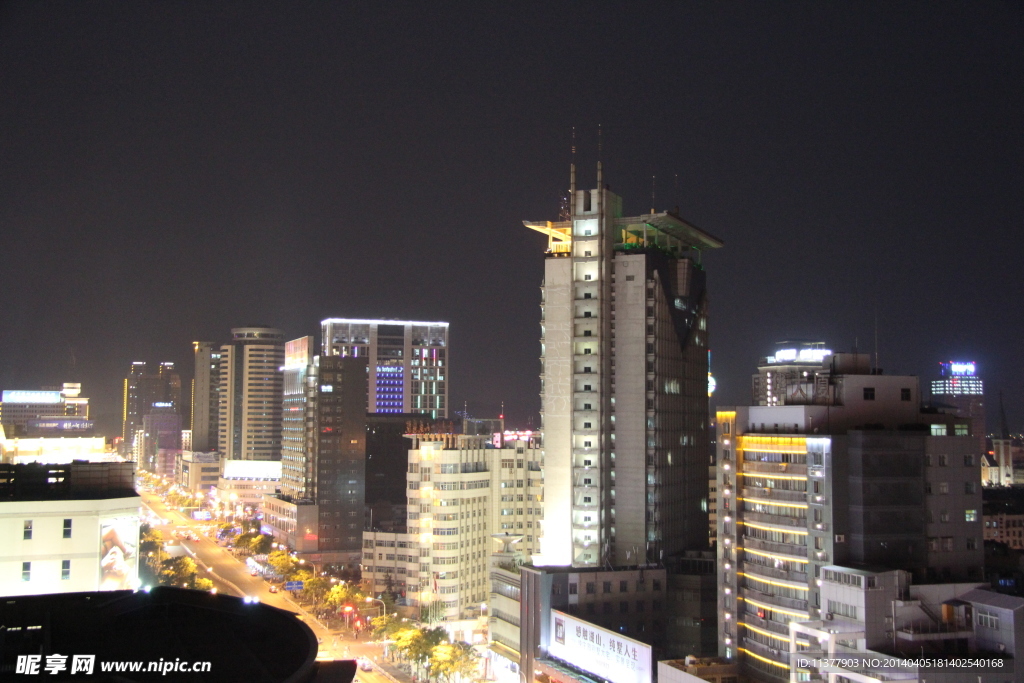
(358, 658), (372, 671)
(269, 585), (278, 593)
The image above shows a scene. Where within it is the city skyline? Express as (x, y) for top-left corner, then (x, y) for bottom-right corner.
(1, 3), (1021, 436)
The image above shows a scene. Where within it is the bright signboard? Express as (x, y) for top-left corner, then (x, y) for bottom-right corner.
(547, 610), (652, 683)
(99, 516), (140, 591)
(2, 390), (62, 404)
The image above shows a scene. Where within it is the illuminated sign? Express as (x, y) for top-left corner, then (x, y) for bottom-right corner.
(547, 610), (652, 683)
(949, 362), (976, 376)
(285, 336), (313, 368)
(99, 516), (140, 591)
(222, 460), (282, 480)
(2, 391), (62, 404)
(152, 402), (173, 408)
(767, 348), (832, 364)
(27, 419), (94, 432)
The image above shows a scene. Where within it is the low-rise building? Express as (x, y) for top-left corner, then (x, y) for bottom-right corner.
(0, 461), (140, 596)
(175, 451), (222, 493)
(213, 460), (281, 516)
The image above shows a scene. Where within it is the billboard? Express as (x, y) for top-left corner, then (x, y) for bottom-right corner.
(2, 390), (62, 404)
(99, 516), (140, 591)
(548, 610), (652, 683)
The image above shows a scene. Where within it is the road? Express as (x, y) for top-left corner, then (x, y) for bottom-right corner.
(140, 491), (407, 683)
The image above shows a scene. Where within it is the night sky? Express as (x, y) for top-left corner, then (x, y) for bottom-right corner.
(1, 3), (1021, 436)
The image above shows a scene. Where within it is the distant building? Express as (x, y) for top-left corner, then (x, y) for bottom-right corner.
(176, 451), (222, 494)
(139, 405), (181, 476)
(321, 318), (449, 418)
(213, 460), (281, 514)
(984, 497), (1024, 551)
(932, 360), (986, 455)
(0, 426), (113, 465)
(217, 327), (285, 461)
(0, 461), (140, 596)
(0, 384), (91, 437)
(121, 362), (181, 453)
(751, 341), (832, 406)
(190, 341), (222, 453)
(265, 336), (368, 568)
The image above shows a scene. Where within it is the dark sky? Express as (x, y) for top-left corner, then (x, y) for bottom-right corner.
(1, 3), (1021, 435)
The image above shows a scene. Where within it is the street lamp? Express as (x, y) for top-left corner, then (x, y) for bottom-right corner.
(365, 596), (386, 619)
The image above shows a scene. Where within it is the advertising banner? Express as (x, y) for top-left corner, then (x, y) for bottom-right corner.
(548, 610), (652, 683)
(99, 516), (140, 591)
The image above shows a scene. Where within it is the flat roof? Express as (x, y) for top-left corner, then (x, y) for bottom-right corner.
(321, 318), (448, 326)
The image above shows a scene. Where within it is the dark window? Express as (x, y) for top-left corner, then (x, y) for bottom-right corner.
(620, 601), (629, 614)
(864, 387), (875, 400)
(901, 388), (911, 401)
(585, 602), (595, 614)
(23, 521), (32, 540)
(620, 580), (628, 592)
(569, 583), (578, 595)
(603, 602), (612, 614)
(63, 519), (72, 539)
(636, 601), (645, 612)
(603, 581), (612, 593)
(586, 582), (595, 594)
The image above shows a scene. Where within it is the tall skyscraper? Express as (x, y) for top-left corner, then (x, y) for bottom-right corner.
(121, 362), (181, 454)
(717, 354), (984, 681)
(321, 318), (449, 418)
(527, 164), (723, 568)
(265, 335), (367, 567)
(190, 341), (221, 453)
(217, 327), (285, 461)
(931, 360), (986, 455)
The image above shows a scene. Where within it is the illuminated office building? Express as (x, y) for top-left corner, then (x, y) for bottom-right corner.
(121, 362), (181, 452)
(321, 318), (449, 418)
(526, 164), (722, 568)
(751, 341), (832, 406)
(190, 342), (221, 453)
(264, 336), (368, 567)
(217, 327), (284, 461)
(1, 384), (90, 437)
(931, 360), (986, 455)
(717, 354), (984, 682)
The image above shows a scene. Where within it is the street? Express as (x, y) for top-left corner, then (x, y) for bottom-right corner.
(139, 491), (408, 683)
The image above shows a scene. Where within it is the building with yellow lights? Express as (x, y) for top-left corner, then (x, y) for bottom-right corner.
(526, 163), (723, 569)
(716, 354), (984, 682)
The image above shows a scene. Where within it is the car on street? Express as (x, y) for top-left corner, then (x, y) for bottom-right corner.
(250, 568), (259, 576)
(269, 585), (278, 593)
(358, 658), (372, 671)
